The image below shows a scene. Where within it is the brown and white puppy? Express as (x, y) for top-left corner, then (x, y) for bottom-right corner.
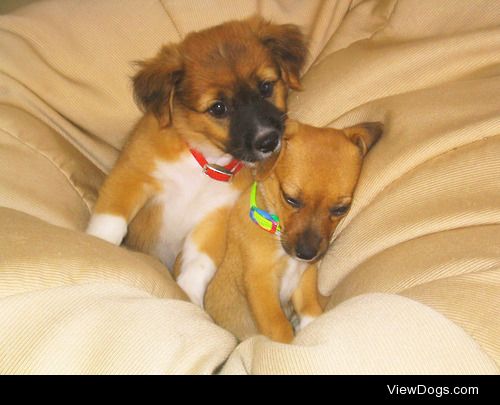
(85, 17), (307, 306)
(204, 120), (383, 343)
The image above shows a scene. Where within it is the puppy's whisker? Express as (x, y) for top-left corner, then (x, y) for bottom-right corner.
(277, 233), (290, 244)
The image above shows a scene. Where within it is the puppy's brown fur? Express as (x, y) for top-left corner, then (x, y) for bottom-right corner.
(87, 17), (307, 305)
(205, 120), (383, 343)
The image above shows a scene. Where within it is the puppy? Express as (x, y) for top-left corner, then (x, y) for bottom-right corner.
(204, 120), (383, 343)
(85, 17), (307, 306)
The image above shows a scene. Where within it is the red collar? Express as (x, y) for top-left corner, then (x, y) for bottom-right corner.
(189, 148), (244, 182)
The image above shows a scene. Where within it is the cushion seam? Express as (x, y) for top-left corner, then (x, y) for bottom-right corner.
(158, 0), (183, 40)
(391, 293), (500, 372)
(0, 126), (91, 214)
(397, 289), (500, 370)
(310, 0), (399, 69)
(0, 280), (159, 302)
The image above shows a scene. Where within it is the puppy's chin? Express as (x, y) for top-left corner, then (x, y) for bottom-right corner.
(292, 253), (324, 264)
(227, 140), (282, 163)
(225, 149), (261, 164)
(247, 150), (274, 163)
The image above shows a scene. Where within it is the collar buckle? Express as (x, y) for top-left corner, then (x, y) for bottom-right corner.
(189, 147), (242, 182)
(203, 163), (234, 176)
(203, 163), (234, 182)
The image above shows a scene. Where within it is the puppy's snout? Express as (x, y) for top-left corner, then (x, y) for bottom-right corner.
(295, 230), (322, 262)
(254, 130), (280, 154)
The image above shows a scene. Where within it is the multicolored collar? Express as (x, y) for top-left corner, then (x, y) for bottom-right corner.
(249, 182), (281, 235)
(189, 148), (244, 182)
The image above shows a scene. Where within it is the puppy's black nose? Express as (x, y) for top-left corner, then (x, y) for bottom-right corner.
(254, 131), (280, 153)
(295, 229), (321, 261)
(295, 244), (318, 261)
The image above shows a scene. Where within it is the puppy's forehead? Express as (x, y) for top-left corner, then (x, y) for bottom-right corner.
(279, 126), (362, 197)
(180, 25), (277, 87)
(287, 126), (359, 162)
(182, 21), (262, 58)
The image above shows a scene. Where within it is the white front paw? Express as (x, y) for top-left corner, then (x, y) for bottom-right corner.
(177, 273), (206, 308)
(297, 315), (317, 332)
(176, 253), (216, 308)
(86, 213), (127, 245)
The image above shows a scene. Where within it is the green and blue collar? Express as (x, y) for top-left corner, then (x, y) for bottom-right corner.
(249, 182), (281, 235)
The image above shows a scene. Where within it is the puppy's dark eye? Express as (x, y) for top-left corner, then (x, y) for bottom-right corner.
(208, 101), (228, 118)
(259, 81), (274, 98)
(283, 192), (302, 209)
(330, 205), (350, 217)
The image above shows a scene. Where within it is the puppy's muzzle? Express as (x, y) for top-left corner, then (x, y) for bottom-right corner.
(294, 229), (326, 262)
(228, 87), (285, 162)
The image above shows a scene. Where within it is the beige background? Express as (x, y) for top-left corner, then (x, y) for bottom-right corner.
(0, 0), (38, 14)
(0, 0), (498, 374)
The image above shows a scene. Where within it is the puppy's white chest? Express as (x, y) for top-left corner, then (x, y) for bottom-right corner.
(152, 153), (239, 268)
(279, 256), (309, 307)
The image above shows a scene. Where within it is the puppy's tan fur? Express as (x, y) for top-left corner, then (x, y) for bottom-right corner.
(205, 120), (383, 343)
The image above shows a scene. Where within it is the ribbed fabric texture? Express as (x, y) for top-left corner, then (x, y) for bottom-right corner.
(0, 282), (235, 374)
(221, 294), (498, 374)
(0, 0), (499, 374)
(0, 208), (187, 300)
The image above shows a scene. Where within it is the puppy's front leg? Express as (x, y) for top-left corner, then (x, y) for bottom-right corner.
(292, 265), (323, 331)
(175, 207), (230, 307)
(87, 162), (156, 245)
(245, 268), (294, 344)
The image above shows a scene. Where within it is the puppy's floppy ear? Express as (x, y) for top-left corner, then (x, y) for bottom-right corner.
(250, 17), (307, 91)
(132, 44), (183, 127)
(344, 122), (383, 157)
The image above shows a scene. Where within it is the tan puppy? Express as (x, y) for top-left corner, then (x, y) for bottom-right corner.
(204, 120), (383, 343)
(85, 17), (307, 306)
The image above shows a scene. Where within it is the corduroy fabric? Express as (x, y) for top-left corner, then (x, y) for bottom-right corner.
(0, 105), (103, 230)
(0, 208), (187, 300)
(0, 0), (351, 175)
(221, 294), (498, 375)
(0, 0), (499, 374)
(0, 282), (235, 374)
